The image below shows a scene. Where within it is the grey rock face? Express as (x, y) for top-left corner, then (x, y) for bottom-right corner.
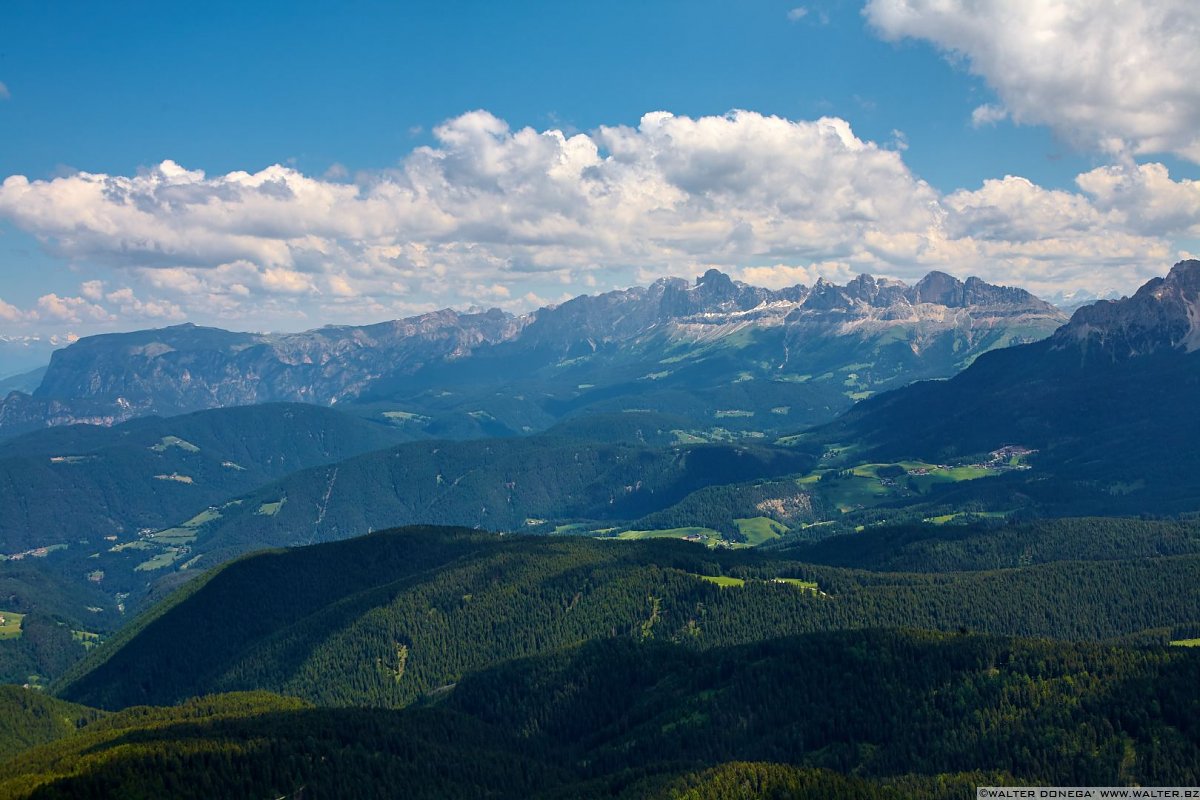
(1058, 260), (1200, 359)
(0, 268), (1067, 435)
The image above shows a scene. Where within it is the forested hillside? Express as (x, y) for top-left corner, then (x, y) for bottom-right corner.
(0, 402), (407, 554)
(6, 631), (1200, 798)
(176, 437), (813, 569)
(806, 262), (1200, 515)
(58, 526), (1200, 710)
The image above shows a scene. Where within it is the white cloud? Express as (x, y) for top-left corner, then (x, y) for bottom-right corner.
(0, 109), (1198, 330)
(104, 287), (186, 321)
(0, 297), (32, 322)
(787, 7), (809, 21)
(260, 267), (315, 295)
(36, 294), (113, 324)
(327, 274), (357, 297)
(0, 81), (9, 101)
(0, 110), (947, 309)
(865, 0), (1200, 162)
(970, 104), (1007, 128)
(80, 280), (105, 301)
(1075, 162), (1200, 238)
(737, 261), (855, 289)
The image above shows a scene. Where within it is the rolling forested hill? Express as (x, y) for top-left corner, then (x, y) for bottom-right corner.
(0, 402), (408, 554)
(57, 525), (1200, 710)
(5, 629), (1200, 798)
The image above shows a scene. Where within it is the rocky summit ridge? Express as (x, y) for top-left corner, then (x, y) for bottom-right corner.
(0, 269), (1066, 436)
(1058, 259), (1200, 359)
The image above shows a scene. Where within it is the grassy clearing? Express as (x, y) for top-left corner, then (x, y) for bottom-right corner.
(109, 540), (154, 552)
(150, 533), (196, 546)
(772, 578), (819, 591)
(617, 527), (723, 542)
(151, 507), (223, 544)
(72, 630), (101, 650)
(819, 476), (897, 513)
(924, 511), (1009, 525)
(849, 461), (933, 478)
(151, 435), (200, 453)
(906, 466), (996, 494)
(256, 499), (286, 516)
(136, 549), (185, 572)
(734, 517), (788, 545)
(695, 575), (745, 588)
(382, 410), (430, 423)
(0, 611), (24, 640)
(689, 575), (819, 592)
(791, 461), (1005, 514)
(1170, 638), (1200, 647)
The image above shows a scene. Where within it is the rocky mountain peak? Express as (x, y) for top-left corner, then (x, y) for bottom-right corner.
(1163, 258), (1200, 292)
(798, 271), (1055, 314)
(1059, 260), (1200, 358)
(908, 271), (1056, 310)
(909, 271), (963, 306)
(696, 268), (736, 293)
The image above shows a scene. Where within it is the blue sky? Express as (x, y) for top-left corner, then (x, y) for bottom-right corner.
(1, 0), (1090, 188)
(1, 0), (1199, 365)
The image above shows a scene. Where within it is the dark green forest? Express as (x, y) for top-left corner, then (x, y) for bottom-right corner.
(3, 630), (1199, 798)
(55, 527), (1200, 710)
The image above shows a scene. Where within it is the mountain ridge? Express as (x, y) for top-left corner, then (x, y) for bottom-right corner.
(0, 268), (1066, 438)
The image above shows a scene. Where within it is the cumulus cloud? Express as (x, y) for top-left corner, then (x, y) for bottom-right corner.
(787, 7), (809, 21)
(0, 82), (9, 101)
(0, 109), (1197, 330)
(1075, 162), (1200, 237)
(104, 287), (186, 321)
(864, 0), (1200, 162)
(0, 297), (32, 322)
(80, 280), (105, 301)
(0, 110), (947, 307)
(737, 261), (856, 290)
(36, 294), (113, 324)
(0, 285), (183, 329)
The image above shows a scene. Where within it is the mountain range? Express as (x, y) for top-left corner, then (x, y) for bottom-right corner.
(0, 268), (1065, 440)
(0, 262), (1191, 672)
(3, 263), (1200, 797)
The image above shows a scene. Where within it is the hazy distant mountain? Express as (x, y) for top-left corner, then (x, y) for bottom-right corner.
(0, 270), (1065, 439)
(0, 366), (45, 395)
(0, 335), (61, 378)
(1044, 286), (1123, 312)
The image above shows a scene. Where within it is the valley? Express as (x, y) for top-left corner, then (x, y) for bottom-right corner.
(2, 262), (1200, 797)
(6, 7), (1198, 794)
